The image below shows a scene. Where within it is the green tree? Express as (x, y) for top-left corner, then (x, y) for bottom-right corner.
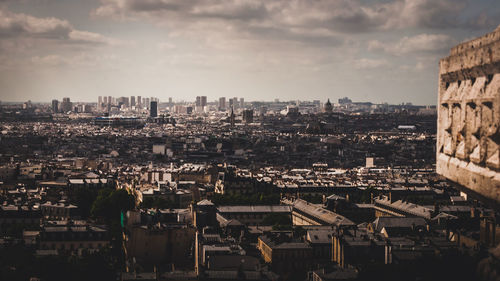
(91, 188), (135, 222)
(72, 187), (98, 218)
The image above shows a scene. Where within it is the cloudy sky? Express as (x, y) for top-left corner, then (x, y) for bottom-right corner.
(0, 0), (498, 105)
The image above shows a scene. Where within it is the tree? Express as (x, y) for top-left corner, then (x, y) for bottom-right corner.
(91, 188), (135, 222)
(72, 187), (98, 218)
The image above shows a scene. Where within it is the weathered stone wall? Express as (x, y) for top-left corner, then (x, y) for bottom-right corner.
(437, 25), (500, 203)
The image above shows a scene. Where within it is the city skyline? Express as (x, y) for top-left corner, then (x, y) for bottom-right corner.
(0, 18), (499, 281)
(0, 1), (499, 105)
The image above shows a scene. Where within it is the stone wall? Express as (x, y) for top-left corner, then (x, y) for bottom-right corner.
(437, 25), (500, 203)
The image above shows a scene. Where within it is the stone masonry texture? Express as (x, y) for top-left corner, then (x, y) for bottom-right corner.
(437, 25), (500, 203)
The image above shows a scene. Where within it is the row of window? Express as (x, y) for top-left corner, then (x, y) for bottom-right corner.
(41, 242), (106, 250)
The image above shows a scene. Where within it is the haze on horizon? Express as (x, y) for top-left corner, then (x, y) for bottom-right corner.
(0, 0), (498, 105)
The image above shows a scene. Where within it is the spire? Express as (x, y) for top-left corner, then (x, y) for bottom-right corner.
(324, 99), (333, 113)
(230, 106), (235, 127)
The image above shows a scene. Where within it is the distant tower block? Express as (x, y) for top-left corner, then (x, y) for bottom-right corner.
(219, 97), (226, 111)
(150, 100), (158, 118)
(436, 25), (500, 203)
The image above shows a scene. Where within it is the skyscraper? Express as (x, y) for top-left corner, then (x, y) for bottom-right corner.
(150, 100), (158, 117)
(61, 97), (72, 112)
(98, 96), (102, 108)
(137, 96), (142, 108)
(51, 99), (59, 113)
(218, 97), (226, 111)
(130, 96), (136, 107)
(195, 96), (201, 107)
(243, 109), (253, 123)
(117, 97), (129, 108)
(240, 98), (244, 108)
(201, 96), (207, 108)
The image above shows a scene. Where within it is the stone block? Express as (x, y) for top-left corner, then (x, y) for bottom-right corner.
(437, 25), (500, 203)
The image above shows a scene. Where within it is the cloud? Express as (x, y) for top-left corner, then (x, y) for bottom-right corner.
(368, 34), (457, 55)
(90, 0), (500, 56)
(0, 8), (71, 39)
(190, 0), (268, 21)
(31, 54), (66, 66)
(0, 8), (118, 45)
(68, 30), (124, 45)
(31, 53), (124, 68)
(94, 0), (493, 35)
(157, 41), (176, 50)
(354, 58), (389, 70)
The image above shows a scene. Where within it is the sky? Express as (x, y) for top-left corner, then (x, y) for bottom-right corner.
(0, 0), (498, 105)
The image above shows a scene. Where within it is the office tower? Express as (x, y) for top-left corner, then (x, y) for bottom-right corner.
(61, 97), (72, 112)
(130, 96), (136, 107)
(98, 96), (102, 107)
(195, 96), (201, 107)
(137, 96), (142, 108)
(240, 98), (244, 108)
(51, 99), (59, 113)
(108, 96), (112, 105)
(103, 96), (108, 105)
(218, 97), (226, 111)
(117, 97), (129, 108)
(145, 98), (150, 109)
(168, 97), (173, 104)
(243, 109), (253, 123)
(150, 100), (158, 117)
(231, 97), (238, 109)
(229, 98), (233, 108)
(201, 96), (207, 107)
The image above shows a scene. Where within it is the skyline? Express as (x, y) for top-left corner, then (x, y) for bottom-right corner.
(0, 0), (499, 105)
